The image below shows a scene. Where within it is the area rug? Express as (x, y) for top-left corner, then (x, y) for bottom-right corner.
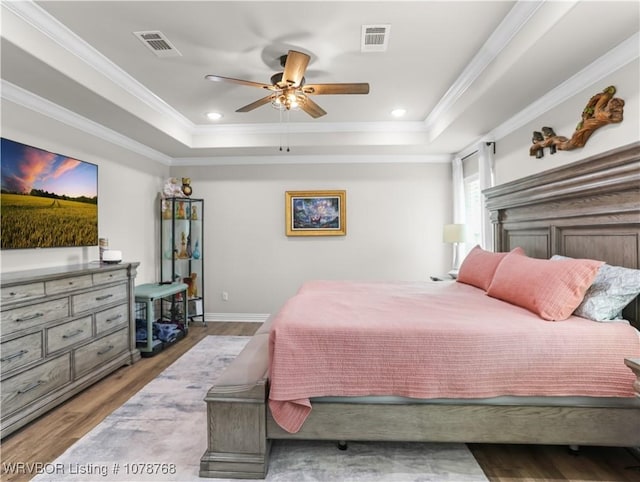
(32, 335), (489, 482)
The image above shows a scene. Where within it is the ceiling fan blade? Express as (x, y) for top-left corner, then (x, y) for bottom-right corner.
(282, 50), (310, 87)
(236, 95), (273, 112)
(205, 74), (273, 90)
(303, 83), (370, 95)
(300, 97), (327, 118)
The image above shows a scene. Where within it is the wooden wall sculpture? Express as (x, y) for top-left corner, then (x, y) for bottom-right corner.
(530, 86), (624, 158)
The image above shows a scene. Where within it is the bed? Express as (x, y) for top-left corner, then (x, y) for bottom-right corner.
(200, 142), (640, 479)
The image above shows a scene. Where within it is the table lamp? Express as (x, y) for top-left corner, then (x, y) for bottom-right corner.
(443, 223), (467, 276)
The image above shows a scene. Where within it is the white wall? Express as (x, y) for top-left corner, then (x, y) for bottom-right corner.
(0, 100), (168, 284)
(494, 60), (639, 184)
(172, 162), (452, 315)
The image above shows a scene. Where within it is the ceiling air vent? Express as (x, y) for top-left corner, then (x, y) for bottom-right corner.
(134, 31), (182, 58)
(361, 24), (391, 52)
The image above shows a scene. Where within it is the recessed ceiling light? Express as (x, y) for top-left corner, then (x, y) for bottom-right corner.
(391, 108), (406, 118)
(206, 112), (223, 120)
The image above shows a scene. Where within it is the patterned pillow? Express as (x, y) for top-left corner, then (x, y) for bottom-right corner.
(487, 252), (603, 321)
(551, 255), (640, 321)
(457, 245), (525, 291)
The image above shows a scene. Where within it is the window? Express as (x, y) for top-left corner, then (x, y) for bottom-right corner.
(463, 173), (482, 251)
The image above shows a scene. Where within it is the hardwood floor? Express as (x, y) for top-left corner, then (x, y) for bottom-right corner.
(1, 322), (639, 482)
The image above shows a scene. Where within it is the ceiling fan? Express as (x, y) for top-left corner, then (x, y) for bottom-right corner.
(205, 50), (369, 118)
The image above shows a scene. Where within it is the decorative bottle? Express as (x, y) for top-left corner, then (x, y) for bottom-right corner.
(192, 240), (200, 259)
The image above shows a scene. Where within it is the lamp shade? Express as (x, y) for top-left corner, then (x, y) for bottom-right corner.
(443, 223), (467, 243)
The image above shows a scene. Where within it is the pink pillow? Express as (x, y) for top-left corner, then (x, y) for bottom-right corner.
(487, 252), (603, 321)
(457, 245), (525, 291)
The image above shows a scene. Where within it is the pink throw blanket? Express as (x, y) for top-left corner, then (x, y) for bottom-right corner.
(268, 281), (640, 433)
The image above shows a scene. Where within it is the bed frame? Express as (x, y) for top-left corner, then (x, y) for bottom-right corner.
(200, 142), (640, 479)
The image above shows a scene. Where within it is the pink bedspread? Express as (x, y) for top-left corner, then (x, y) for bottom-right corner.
(268, 280), (640, 433)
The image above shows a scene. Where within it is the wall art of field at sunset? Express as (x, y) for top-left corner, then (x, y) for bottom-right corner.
(1, 138), (98, 250)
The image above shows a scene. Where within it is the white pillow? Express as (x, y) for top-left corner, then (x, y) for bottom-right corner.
(551, 255), (640, 321)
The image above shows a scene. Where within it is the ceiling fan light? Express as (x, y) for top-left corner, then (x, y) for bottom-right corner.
(271, 93), (285, 110)
(270, 90), (305, 111)
(288, 92), (300, 109)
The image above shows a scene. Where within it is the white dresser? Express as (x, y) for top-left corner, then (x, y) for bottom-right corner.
(1, 262), (140, 438)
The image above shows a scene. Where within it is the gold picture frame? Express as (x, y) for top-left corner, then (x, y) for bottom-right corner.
(285, 190), (346, 236)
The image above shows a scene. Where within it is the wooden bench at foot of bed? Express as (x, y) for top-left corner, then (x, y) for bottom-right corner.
(199, 322), (271, 479)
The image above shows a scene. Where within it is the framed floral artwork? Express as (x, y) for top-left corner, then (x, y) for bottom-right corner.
(285, 190), (346, 236)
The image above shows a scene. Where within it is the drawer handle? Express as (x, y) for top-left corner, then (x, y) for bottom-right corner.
(16, 312), (44, 322)
(97, 344), (114, 355)
(18, 380), (45, 394)
(5, 292), (29, 300)
(106, 314), (123, 323)
(1, 349), (28, 362)
(62, 329), (84, 339)
(96, 294), (113, 301)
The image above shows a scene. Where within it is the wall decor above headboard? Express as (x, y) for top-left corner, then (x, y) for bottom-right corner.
(529, 86), (625, 158)
(485, 141), (640, 326)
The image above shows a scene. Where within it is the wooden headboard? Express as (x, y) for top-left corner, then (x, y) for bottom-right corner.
(484, 142), (640, 328)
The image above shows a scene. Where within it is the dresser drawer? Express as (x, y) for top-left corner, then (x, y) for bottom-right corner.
(73, 328), (128, 378)
(1, 298), (70, 336)
(93, 269), (127, 285)
(1, 354), (71, 417)
(72, 283), (127, 314)
(1, 282), (45, 305)
(46, 316), (93, 354)
(46, 275), (93, 296)
(1, 332), (43, 373)
(96, 304), (129, 334)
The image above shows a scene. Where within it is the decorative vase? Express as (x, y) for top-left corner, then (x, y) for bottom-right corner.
(176, 201), (186, 219)
(190, 272), (198, 298)
(182, 178), (192, 197)
(192, 240), (200, 259)
(177, 232), (188, 258)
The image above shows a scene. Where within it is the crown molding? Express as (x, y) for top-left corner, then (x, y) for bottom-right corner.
(4, 0), (430, 143)
(1, 80), (174, 165)
(455, 31), (639, 159)
(488, 31), (639, 143)
(191, 120), (427, 136)
(172, 153), (452, 166)
(2, 79), (443, 166)
(3, 0), (195, 132)
(3, 1), (636, 166)
(423, 0), (544, 137)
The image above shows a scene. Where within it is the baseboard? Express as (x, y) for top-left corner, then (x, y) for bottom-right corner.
(205, 313), (271, 323)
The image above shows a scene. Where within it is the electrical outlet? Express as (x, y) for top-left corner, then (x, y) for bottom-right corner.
(222, 291), (229, 301)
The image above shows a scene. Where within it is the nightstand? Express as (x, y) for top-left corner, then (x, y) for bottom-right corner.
(624, 358), (640, 397)
(430, 274), (455, 282)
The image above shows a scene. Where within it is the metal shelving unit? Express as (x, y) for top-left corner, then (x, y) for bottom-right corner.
(160, 197), (204, 323)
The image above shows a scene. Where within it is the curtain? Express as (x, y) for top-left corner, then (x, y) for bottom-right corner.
(478, 142), (495, 249)
(451, 157), (466, 267)
(452, 157), (465, 223)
